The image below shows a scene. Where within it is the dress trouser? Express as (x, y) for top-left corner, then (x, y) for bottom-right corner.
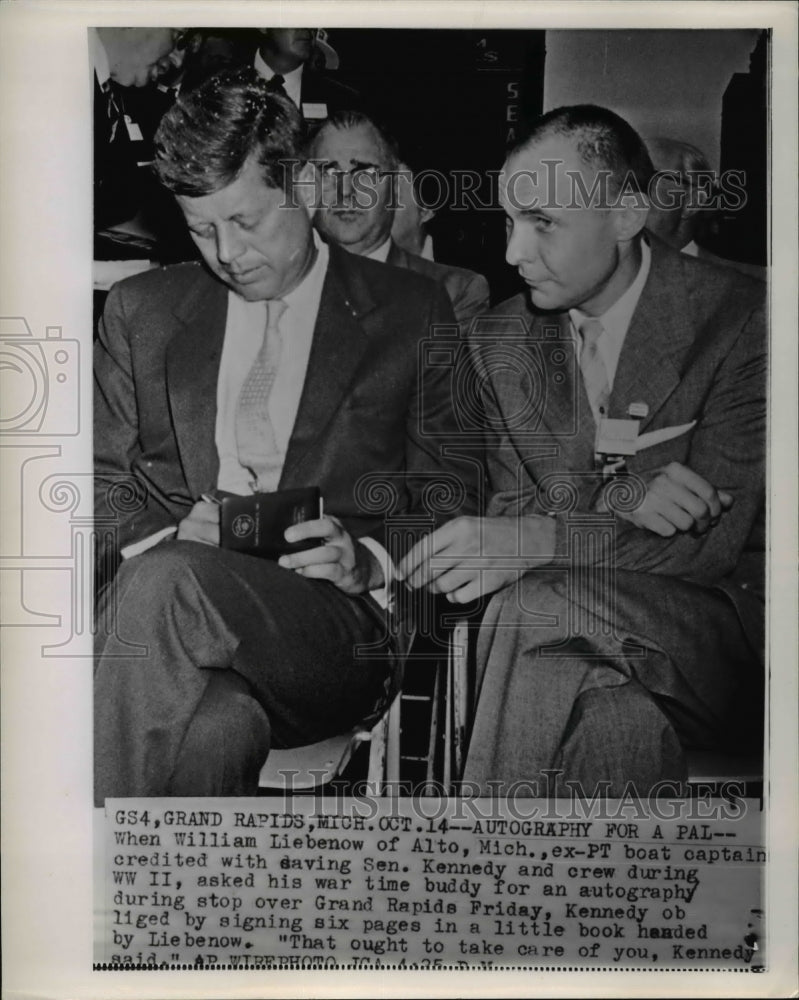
(462, 568), (762, 797)
(94, 540), (391, 804)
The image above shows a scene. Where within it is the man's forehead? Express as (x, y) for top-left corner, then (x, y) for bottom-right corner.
(315, 124), (386, 165)
(500, 136), (599, 210)
(178, 160), (278, 217)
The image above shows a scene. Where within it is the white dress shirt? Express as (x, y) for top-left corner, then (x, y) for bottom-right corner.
(253, 49), (304, 108)
(216, 236), (328, 494)
(366, 236), (392, 263)
(568, 239), (652, 391)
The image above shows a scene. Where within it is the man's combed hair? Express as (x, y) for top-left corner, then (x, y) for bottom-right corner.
(511, 104), (655, 198)
(154, 67), (306, 196)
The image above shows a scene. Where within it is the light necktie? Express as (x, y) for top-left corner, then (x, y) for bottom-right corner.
(235, 299), (288, 492)
(578, 316), (611, 423)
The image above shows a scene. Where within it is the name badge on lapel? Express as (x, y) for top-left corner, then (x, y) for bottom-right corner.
(302, 102), (328, 120)
(595, 417), (640, 476)
(124, 115), (144, 142)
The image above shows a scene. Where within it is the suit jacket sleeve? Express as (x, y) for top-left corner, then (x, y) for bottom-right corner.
(94, 283), (178, 579)
(601, 299), (766, 584)
(451, 272), (491, 327)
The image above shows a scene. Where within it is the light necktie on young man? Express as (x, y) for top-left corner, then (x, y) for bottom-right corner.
(235, 298), (288, 491)
(578, 316), (611, 423)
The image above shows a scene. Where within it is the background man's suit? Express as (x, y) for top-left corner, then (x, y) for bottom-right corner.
(463, 236), (765, 792)
(94, 245), (478, 800)
(386, 240), (490, 327)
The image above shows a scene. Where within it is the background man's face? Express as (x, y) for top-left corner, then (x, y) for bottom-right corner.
(177, 156), (316, 302)
(262, 28), (314, 68)
(111, 28), (182, 87)
(312, 123), (394, 257)
(501, 136), (626, 315)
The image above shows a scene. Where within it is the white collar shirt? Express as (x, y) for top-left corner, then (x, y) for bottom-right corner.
(568, 238), (652, 390)
(366, 237), (392, 263)
(216, 234), (329, 495)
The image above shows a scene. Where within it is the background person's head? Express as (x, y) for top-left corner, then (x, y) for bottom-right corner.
(645, 137), (714, 250)
(502, 104), (653, 315)
(309, 111), (400, 257)
(390, 163), (436, 257)
(257, 28), (316, 74)
(96, 27), (185, 87)
(154, 67), (317, 301)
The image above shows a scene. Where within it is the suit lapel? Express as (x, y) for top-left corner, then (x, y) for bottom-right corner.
(609, 240), (698, 430)
(165, 268), (228, 499)
(279, 246), (377, 485)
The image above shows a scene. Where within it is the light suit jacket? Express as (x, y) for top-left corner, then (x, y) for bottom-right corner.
(471, 235), (766, 655)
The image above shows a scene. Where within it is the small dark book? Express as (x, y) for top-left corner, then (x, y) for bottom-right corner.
(219, 487), (323, 560)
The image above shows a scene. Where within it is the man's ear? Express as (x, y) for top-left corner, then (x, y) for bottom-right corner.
(614, 192), (650, 243)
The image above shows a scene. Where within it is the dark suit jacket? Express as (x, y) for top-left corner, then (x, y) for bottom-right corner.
(387, 241), (490, 327)
(472, 236), (766, 654)
(94, 244), (480, 579)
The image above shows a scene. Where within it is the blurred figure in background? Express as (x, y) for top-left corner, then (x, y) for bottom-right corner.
(646, 136), (765, 280)
(390, 163), (436, 260)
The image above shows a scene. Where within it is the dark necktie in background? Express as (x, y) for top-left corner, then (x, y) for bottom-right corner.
(266, 73), (287, 98)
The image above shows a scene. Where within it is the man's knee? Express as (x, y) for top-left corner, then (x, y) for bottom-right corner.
(168, 669), (271, 796)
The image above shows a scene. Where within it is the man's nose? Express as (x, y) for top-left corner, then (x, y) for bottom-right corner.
(505, 223), (535, 268)
(215, 225), (244, 265)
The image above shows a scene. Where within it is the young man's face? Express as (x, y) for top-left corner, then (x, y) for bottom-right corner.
(501, 135), (632, 316)
(312, 123), (395, 257)
(261, 29), (315, 70)
(178, 156), (316, 302)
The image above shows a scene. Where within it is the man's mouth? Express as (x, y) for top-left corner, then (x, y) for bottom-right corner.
(227, 264), (265, 282)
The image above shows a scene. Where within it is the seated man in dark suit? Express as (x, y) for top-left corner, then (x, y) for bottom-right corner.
(93, 68), (478, 803)
(400, 105), (765, 797)
(309, 110), (490, 326)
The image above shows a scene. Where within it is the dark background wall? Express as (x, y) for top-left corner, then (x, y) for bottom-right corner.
(331, 28), (546, 300)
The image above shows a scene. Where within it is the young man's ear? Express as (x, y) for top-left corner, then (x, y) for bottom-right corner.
(614, 194), (650, 243)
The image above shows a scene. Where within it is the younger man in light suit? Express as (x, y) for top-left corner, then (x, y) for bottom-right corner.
(93, 68), (477, 803)
(401, 105), (766, 796)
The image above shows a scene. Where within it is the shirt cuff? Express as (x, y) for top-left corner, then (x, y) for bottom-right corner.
(120, 525), (177, 560)
(358, 536), (396, 611)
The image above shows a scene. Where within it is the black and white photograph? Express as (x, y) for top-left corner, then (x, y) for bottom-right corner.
(1, 3), (796, 998)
